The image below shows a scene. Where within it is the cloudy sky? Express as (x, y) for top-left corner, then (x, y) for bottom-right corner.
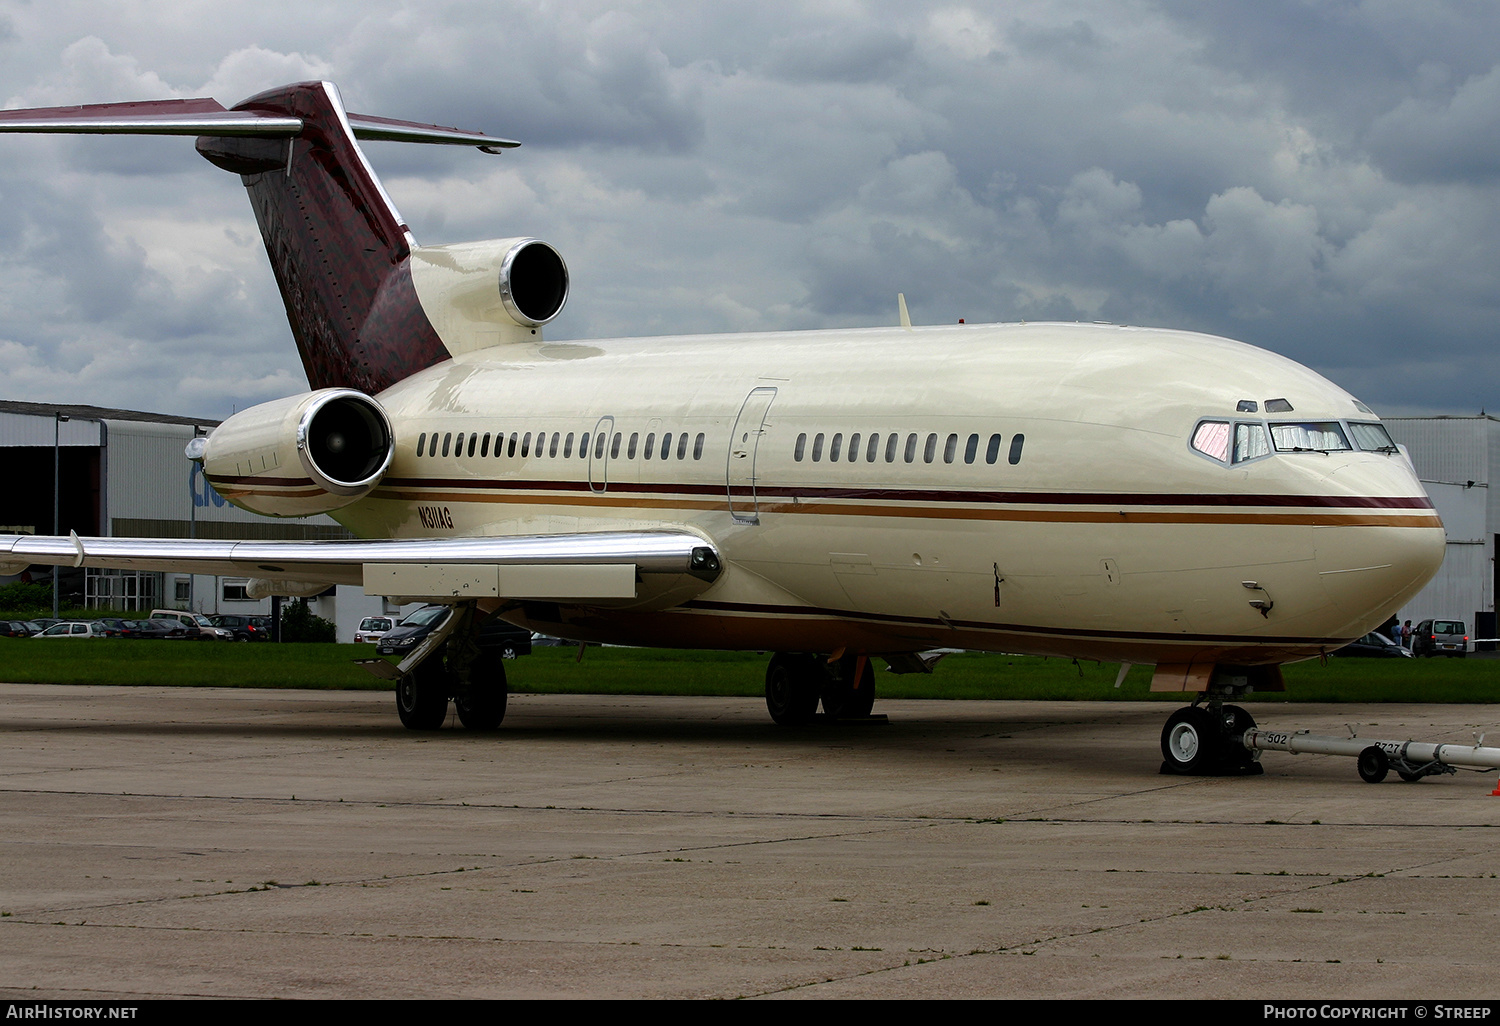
(0, 0), (1496, 420)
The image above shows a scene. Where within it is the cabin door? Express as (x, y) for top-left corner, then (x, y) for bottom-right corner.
(588, 415), (614, 493)
(726, 387), (778, 524)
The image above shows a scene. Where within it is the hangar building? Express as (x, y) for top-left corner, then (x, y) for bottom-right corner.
(0, 400), (393, 640)
(1384, 415), (1500, 644)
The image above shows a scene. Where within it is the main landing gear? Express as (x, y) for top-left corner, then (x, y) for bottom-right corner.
(1160, 700), (1262, 776)
(393, 602), (509, 731)
(765, 652), (878, 725)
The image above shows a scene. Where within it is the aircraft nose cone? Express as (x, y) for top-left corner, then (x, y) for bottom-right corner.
(1315, 519), (1446, 629)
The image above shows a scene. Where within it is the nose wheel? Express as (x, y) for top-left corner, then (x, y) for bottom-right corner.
(1160, 703), (1262, 775)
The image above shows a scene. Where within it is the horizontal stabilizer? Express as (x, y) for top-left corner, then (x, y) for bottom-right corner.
(0, 97), (300, 136)
(0, 96), (517, 149)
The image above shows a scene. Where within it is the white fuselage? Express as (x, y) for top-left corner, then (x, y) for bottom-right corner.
(311, 321), (1442, 664)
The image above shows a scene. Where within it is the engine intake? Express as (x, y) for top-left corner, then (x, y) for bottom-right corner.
(499, 239), (569, 326)
(197, 389), (394, 517)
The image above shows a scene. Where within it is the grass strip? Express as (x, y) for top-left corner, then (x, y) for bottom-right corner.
(0, 638), (1494, 703)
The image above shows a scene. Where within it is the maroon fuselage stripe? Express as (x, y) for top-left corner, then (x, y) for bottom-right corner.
(371, 476), (1433, 510)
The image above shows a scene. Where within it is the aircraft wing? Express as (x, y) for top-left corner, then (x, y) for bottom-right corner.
(0, 531), (722, 605)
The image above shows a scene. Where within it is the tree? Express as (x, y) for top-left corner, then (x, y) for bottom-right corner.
(279, 598), (336, 643)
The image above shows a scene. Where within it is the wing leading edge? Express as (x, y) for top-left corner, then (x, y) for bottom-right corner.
(0, 531), (722, 608)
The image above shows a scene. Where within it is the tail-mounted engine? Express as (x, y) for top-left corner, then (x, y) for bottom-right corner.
(191, 388), (394, 517)
(409, 237), (569, 353)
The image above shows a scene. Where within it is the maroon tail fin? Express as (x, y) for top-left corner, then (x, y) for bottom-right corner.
(195, 82), (445, 394)
(0, 82), (520, 395)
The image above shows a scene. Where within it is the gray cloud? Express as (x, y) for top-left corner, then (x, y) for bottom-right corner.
(0, 0), (1495, 419)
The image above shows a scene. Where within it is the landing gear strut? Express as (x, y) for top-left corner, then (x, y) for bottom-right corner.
(392, 601), (510, 731)
(765, 652), (877, 724)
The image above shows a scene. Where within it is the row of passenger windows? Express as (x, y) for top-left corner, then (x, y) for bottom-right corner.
(416, 429), (708, 462)
(794, 431), (1024, 466)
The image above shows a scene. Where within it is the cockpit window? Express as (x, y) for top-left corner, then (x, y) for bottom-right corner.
(1191, 421), (1230, 462)
(1348, 421), (1399, 453)
(1233, 423), (1270, 463)
(1270, 422), (1351, 453)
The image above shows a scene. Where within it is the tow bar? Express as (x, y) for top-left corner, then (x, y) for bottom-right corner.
(1242, 727), (1500, 784)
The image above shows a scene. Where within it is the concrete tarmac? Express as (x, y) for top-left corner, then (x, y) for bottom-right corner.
(1, 682), (1498, 1000)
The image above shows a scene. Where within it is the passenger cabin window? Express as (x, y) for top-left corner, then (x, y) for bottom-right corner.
(694, 433), (705, 459)
(1008, 434), (1025, 465)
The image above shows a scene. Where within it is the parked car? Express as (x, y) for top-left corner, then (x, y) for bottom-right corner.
(150, 609), (234, 641)
(1412, 619), (1469, 658)
(354, 616), (395, 644)
(1334, 632), (1413, 658)
(376, 605), (533, 658)
(33, 621), (106, 638)
(124, 618), (191, 640)
(0, 620), (36, 637)
(93, 617), (136, 638)
(209, 614), (273, 642)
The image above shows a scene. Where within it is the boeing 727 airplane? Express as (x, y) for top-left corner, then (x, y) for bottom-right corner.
(0, 82), (1445, 774)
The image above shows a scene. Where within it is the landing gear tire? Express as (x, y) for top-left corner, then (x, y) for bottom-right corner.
(1216, 704), (1263, 774)
(456, 653), (508, 730)
(396, 658), (450, 730)
(766, 653), (820, 725)
(1161, 707), (1220, 774)
(1357, 745), (1390, 783)
(821, 655), (875, 720)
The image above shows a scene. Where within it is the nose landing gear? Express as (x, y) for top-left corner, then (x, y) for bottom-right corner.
(1160, 700), (1263, 775)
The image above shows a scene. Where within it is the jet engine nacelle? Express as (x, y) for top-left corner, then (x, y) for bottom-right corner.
(409, 237), (570, 353)
(194, 388), (394, 518)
